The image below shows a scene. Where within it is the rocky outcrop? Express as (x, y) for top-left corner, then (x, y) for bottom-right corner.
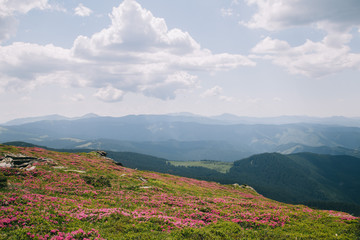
(233, 183), (257, 193)
(92, 151), (123, 167)
(115, 162), (123, 166)
(0, 153), (56, 170)
(95, 151), (107, 157)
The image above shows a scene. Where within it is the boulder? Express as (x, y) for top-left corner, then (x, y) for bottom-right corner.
(0, 154), (56, 170)
(95, 151), (107, 157)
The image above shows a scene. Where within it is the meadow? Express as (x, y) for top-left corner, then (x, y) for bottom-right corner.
(168, 160), (232, 173)
(0, 144), (359, 239)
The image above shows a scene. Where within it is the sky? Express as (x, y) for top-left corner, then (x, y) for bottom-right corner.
(1, 0), (360, 122)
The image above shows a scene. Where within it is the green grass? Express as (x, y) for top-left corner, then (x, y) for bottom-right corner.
(168, 160), (233, 173)
(0, 144), (359, 239)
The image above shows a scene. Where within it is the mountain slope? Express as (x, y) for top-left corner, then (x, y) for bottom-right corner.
(226, 153), (360, 214)
(3, 141), (360, 215)
(276, 143), (360, 158)
(229, 153), (342, 202)
(0, 145), (358, 239)
(289, 153), (360, 204)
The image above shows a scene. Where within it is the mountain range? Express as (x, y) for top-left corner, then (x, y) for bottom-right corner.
(1, 113), (360, 161)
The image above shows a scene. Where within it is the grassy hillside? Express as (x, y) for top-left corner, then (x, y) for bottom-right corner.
(0, 145), (359, 239)
(4, 142), (360, 216)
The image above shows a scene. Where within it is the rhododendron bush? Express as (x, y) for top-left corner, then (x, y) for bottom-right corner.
(0, 145), (359, 239)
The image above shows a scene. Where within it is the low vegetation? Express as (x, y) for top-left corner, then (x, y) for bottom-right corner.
(168, 160), (232, 173)
(0, 144), (359, 239)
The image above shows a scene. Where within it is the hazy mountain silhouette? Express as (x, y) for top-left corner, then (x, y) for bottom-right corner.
(1, 114), (360, 160)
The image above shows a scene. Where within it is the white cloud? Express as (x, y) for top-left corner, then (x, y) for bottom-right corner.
(201, 86), (223, 98)
(0, 0), (255, 102)
(0, 42), (77, 91)
(94, 85), (124, 102)
(74, 3), (92, 17)
(0, 0), (50, 17)
(242, 0), (360, 31)
(251, 37), (290, 54)
(252, 36), (360, 78)
(140, 71), (197, 100)
(245, 0), (360, 77)
(70, 0), (254, 101)
(201, 86), (234, 102)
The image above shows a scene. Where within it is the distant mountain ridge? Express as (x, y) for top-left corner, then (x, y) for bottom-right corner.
(1, 113), (360, 161)
(3, 113), (360, 126)
(3, 113), (100, 126)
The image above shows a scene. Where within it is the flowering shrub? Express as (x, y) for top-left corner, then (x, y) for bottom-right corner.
(0, 144), (359, 239)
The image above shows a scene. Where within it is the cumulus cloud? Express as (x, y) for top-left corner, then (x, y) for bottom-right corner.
(242, 0), (360, 31)
(0, 42), (78, 91)
(71, 0), (254, 98)
(94, 85), (124, 102)
(245, 0), (360, 77)
(0, 0), (255, 101)
(251, 37), (290, 54)
(201, 86), (234, 102)
(251, 35), (360, 78)
(0, 0), (50, 17)
(7, 0), (253, 98)
(74, 3), (92, 17)
(140, 71), (197, 100)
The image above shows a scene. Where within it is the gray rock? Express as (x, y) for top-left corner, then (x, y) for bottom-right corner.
(0, 154), (57, 169)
